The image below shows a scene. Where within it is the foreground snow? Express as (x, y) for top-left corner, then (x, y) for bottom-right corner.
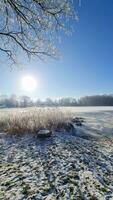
(0, 109), (113, 200)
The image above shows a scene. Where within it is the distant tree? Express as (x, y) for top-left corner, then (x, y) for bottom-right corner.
(58, 97), (77, 106)
(0, 95), (8, 107)
(78, 95), (113, 106)
(36, 98), (43, 106)
(0, 0), (76, 65)
(20, 96), (32, 107)
(8, 94), (19, 107)
(45, 98), (54, 106)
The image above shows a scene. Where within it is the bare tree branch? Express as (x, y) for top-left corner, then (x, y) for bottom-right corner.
(0, 0), (76, 66)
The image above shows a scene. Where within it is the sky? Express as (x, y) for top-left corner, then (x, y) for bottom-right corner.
(0, 0), (113, 99)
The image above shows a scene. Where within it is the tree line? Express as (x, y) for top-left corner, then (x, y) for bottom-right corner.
(0, 95), (113, 108)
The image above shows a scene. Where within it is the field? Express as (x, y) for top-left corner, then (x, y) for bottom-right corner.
(0, 107), (113, 200)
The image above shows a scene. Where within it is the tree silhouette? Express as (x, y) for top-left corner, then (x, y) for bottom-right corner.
(0, 0), (76, 65)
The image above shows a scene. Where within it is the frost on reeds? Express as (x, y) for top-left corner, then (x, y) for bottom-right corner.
(0, 107), (72, 134)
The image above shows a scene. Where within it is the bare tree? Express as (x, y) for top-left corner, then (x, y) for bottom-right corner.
(0, 0), (76, 65)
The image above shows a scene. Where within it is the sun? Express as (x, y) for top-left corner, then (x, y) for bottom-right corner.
(21, 75), (37, 91)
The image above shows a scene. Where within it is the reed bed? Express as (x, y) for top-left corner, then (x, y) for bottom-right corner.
(0, 107), (72, 134)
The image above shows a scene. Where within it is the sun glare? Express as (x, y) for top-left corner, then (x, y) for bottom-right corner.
(21, 75), (37, 91)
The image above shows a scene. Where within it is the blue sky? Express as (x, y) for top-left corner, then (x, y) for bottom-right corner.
(0, 0), (113, 99)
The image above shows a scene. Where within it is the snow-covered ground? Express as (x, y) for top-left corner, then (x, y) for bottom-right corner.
(0, 107), (113, 200)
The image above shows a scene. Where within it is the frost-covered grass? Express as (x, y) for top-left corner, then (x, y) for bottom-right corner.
(0, 107), (72, 134)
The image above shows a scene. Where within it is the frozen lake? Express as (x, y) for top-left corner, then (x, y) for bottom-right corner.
(59, 106), (113, 136)
(60, 106), (113, 113)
